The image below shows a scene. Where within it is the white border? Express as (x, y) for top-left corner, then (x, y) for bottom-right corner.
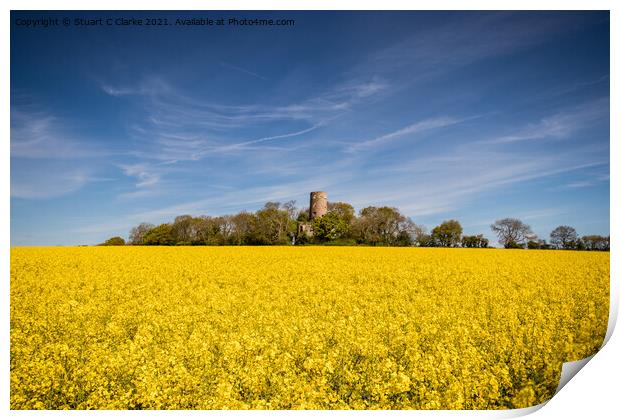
(3, 1), (617, 419)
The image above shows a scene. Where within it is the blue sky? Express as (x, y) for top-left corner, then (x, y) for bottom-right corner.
(10, 11), (609, 246)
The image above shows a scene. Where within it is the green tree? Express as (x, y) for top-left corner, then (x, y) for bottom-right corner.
(550, 225), (578, 250)
(491, 218), (533, 248)
(100, 236), (125, 246)
(416, 233), (436, 247)
(431, 220), (463, 247)
(575, 238), (586, 251)
(255, 202), (295, 245)
(128, 222), (154, 245)
(538, 239), (554, 250)
(504, 240), (525, 249)
(296, 207), (309, 222)
(193, 216), (226, 245)
(171, 215), (196, 244)
(352, 206), (415, 246)
(394, 230), (413, 246)
(461, 234), (489, 248)
(527, 240), (541, 249)
(228, 212), (258, 245)
(353, 206), (423, 246)
(142, 224), (175, 245)
(327, 202), (356, 233)
(581, 235), (610, 251)
(312, 211), (348, 243)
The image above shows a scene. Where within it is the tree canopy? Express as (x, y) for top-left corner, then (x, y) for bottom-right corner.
(431, 220), (463, 247)
(99, 236), (126, 246)
(116, 202), (607, 250)
(490, 218), (533, 248)
(550, 225), (578, 250)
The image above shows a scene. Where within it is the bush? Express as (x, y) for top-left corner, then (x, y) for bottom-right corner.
(312, 212), (348, 243)
(462, 234), (489, 248)
(505, 241), (525, 249)
(142, 224), (175, 246)
(295, 232), (310, 245)
(527, 240), (540, 250)
(100, 236), (125, 246)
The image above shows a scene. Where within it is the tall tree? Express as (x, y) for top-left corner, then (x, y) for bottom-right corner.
(581, 235), (610, 251)
(129, 222), (155, 245)
(490, 218), (533, 248)
(461, 234), (489, 248)
(327, 202), (356, 225)
(312, 211), (348, 242)
(352, 206), (414, 246)
(142, 224), (175, 245)
(194, 216), (225, 245)
(171, 215), (196, 244)
(255, 202), (294, 245)
(550, 225), (578, 249)
(431, 220), (463, 247)
(228, 212), (258, 245)
(401, 218), (426, 246)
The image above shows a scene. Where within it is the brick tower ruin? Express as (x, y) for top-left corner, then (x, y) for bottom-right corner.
(297, 191), (328, 239)
(309, 191), (328, 220)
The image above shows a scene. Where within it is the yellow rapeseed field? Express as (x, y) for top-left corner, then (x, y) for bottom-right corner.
(10, 246), (609, 410)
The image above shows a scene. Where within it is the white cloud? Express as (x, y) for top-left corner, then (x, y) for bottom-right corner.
(11, 110), (107, 159)
(360, 12), (584, 83)
(217, 123), (323, 152)
(219, 61), (268, 80)
(101, 85), (137, 97)
(10, 106), (115, 199)
(564, 181), (595, 189)
(348, 116), (467, 152)
(11, 166), (111, 199)
(101, 75), (387, 166)
(118, 163), (162, 188)
(484, 98), (608, 144)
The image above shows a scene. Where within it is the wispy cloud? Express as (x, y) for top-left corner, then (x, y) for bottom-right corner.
(333, 135), (607, 220)
(212, 123), (324, 153)
(118, 163), (162, 188)
(100, 77), (384, 135)
(107, 90), (608, 223)
(11, 110), (108, 159)
(101, 85), (138, 97)
(93, 136), (607, 236)
(361, 12), (586, 84)
(10, 104), (116, 199)
(329, 77), (389, 101)
(559, 171), (609, 190)
(564, 181), (595, 189)
(73, 170), (356, 236)
(101, 76), (388, 193)
(531, 74), (609, 101)
(100, 77), (171, 98)
(348, 116), (469, 152)
(219, 61), (268, 80)
(11, 164), (112, 199)
(483, 98), (608, 144)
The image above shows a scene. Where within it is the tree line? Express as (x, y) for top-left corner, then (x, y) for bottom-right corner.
(100, 200), (609, 251)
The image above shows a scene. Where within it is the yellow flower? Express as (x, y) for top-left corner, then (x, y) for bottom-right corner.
(10, 246), (609, 409)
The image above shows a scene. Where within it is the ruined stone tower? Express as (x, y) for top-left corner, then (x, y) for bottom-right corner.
(296, 191), (328, 239)
(309, 191), (328, 220)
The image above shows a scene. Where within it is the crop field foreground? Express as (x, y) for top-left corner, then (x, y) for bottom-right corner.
(10, 247), (609, 409)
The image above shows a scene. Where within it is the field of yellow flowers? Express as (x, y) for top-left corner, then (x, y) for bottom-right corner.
(10, 246), (609, 410)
